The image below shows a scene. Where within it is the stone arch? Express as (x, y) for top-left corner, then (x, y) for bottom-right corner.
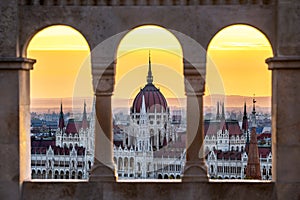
(164, 174), (169, 179)
(22, 24), (91, 57)
(206, 23), (275, 54)
(124, 157), (129, 171)
(118, 157), (123, 170)
(71, 171), (76, 179)
(206, 24), (274, 99)
(129, 157), (134, 169)
(48, 170), (52, 179)
(78, 171), (83, 179)
(65, 171), (70, 179)
(157, 174), (163, 179)
(31, 170), (36, 179)
(54, 170), (59, 179)
(137, 163), (141, 172)
(60, 171), (64, 179)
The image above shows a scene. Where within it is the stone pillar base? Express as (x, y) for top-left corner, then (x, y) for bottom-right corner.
(89, 159), (116, 182)
(182, 161), (209, 182)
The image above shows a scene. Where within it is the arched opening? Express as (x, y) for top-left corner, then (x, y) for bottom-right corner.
(60, 171), (64, 179)
(206, 24), (273, 180)
(65, 171), (70, 179)
(113, 25), (184, 180)
(71, 171), (76, 179)
(158, 174), (163, 179)
(88, 161), (92, 170)
(27, 25), (91, 180)
(31, 170), (36, 179)
(54, 171), (59, 179)
(118, 157), (123, 171)
(129, 157), (134, 170)
(164, 174), (169, 179)
(124, 157), (129, 171)
(78, 171), (83, 179)
(48, 170), (52, 179)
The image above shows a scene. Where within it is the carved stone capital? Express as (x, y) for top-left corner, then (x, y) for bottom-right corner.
(184, 75), (205, 96)
(266, 56), (300, 70)
(94, 76), (115, 96)
(92, 61), (115, 96)
(0, 57), (36, 70)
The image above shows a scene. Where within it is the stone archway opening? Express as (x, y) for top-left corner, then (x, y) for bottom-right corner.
(205, 24), (273, 181)
(26, 25), (91, 180)
(112, 25), (186, 180)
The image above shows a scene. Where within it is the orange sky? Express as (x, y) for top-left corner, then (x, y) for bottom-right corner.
(27, 25), (273, 105)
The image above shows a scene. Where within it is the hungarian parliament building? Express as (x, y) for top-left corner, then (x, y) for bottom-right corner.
(31, 58), (272, 180)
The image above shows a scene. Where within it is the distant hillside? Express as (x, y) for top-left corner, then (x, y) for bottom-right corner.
(31, 97), (93, 113)
(31, 95), (270, 114)
(203, 95), (271, 108)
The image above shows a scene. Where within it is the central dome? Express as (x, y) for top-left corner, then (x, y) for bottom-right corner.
(132, 83), (168, 113)
(131, 52), (168, 113)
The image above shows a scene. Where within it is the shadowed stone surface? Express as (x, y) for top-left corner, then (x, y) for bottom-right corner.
(22, 181), (277, 200)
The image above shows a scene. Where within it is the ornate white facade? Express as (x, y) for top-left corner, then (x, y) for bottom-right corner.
(113, 56), (186, 179)
(205, 102), (272, 180)
(31, 102), (95, 179)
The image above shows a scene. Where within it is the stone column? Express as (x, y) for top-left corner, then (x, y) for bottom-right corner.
(266, 56), (300, 198)
(0, 57), (35, 200)
(89, 61), (117, 182)
(182, 61), (208, 182)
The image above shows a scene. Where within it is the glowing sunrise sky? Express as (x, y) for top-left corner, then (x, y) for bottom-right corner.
(27, 24), (273, 105)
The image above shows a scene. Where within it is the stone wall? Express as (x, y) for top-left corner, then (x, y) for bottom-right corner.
(0, 1), (299, 200)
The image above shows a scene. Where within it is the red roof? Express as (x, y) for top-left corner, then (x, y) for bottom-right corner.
(213, 150), (243, 160)
(258, 147), (271, 158)
(204, 120), (242, 136)
(132, 83), (168, 113)
(31, 146), (86, 156)
(65, 119), (90, 135)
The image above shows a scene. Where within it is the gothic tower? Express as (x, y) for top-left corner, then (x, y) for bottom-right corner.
(246, 98), (261, 179)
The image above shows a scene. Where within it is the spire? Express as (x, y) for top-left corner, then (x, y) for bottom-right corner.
(82, 100), (88, 130)
(251, 96), (257, 128)
(216, 101), (220, 120)
(242, 102), (250, 148)
(242, 102), (249, 132)
(58, 101), (65, 130)
(246, 115), (261, 180)
(221, 102), (225, 120)
(252, 95), (256, 115)
(147, 50), (153, 84)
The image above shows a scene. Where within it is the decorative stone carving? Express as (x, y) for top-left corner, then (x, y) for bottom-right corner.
(94, 76), (115, 96)
(93, 61), (115, 96)
(184, 76), (205, 96)
(184, 60), (205, 96)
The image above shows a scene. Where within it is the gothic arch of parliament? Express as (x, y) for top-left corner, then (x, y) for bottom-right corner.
(0, 1), (299, 199)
